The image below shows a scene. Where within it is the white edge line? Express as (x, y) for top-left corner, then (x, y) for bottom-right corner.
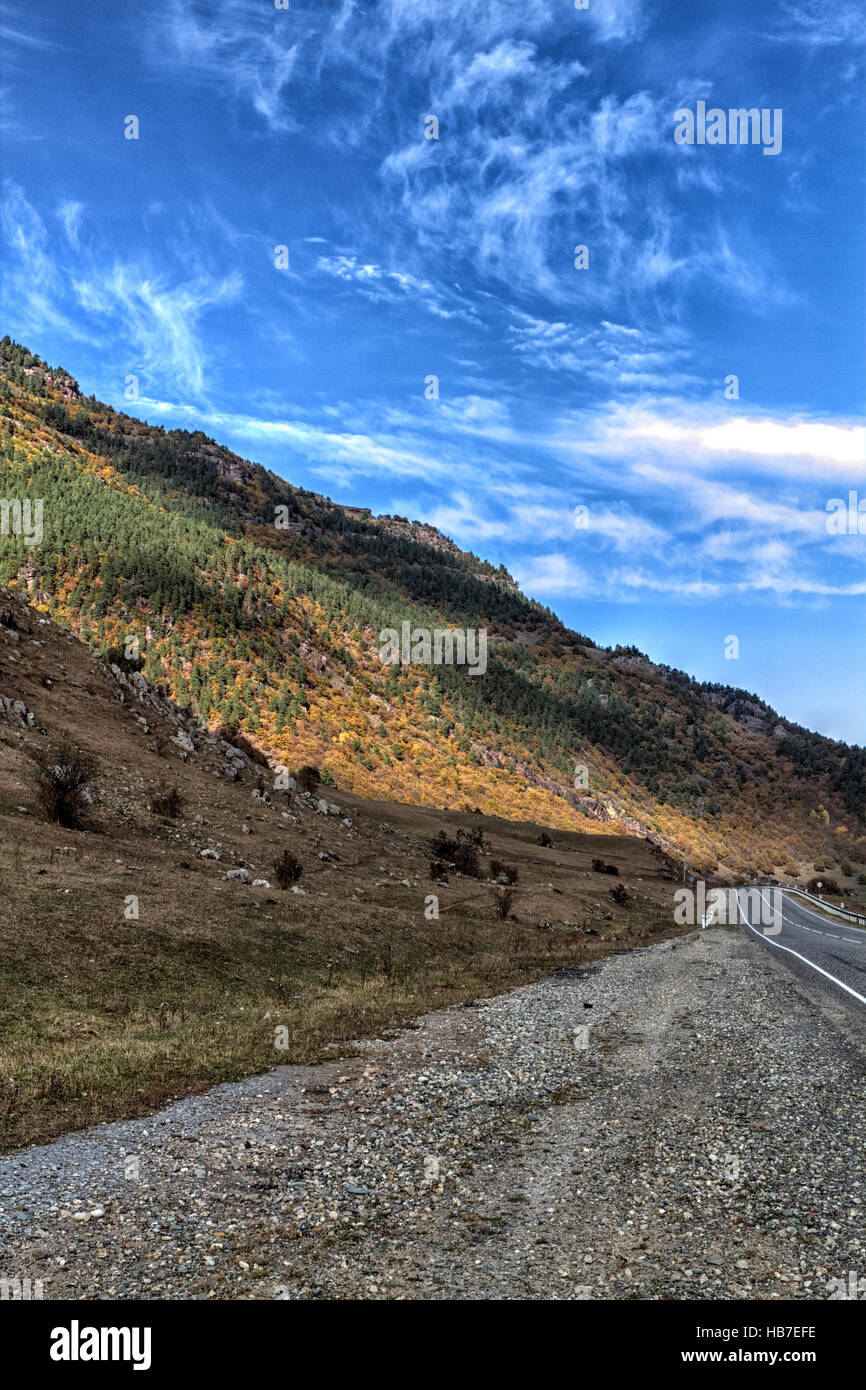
(781, 894), (866, 937)
(736, 890), (866, 1008)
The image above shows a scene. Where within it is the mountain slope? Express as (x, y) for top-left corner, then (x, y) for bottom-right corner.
(1, 337), (864, 880)
(0, 585), (686, 1150)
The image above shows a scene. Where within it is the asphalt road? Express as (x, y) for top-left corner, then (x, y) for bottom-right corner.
(735, 887), (866, 1010)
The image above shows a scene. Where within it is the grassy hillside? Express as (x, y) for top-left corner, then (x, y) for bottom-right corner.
(0, 588), (685, 1150)
(1, 336), (864, 880)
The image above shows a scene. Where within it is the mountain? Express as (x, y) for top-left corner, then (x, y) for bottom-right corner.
(1, 336), (864, 881)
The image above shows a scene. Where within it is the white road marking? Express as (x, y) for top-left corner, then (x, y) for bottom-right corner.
(771, 896), (866, 943)
(735, 890), (866, 1009)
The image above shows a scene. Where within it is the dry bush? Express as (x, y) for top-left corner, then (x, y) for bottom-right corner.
(454, 843), (480, 876)
(150, 784), (184, 818)
(490, 859), (519, 884)
(430, 830), (458, 859)
(458, 825), (490, 852)
(30, 740), (98, 829)
(536, 831), (553, 847)
(592, 857), (619, 875)
(807, 875), (840, 895)
(274, 850), (303, 889)
(294, 764), (320, 794)
(493, 888), (514, 920)
(430, 830), (480, 877)
(609, 883), (629, 904)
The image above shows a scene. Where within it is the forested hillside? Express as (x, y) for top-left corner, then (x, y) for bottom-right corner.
(1, 338), (863, 879)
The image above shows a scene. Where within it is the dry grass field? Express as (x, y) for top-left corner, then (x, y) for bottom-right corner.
(0, 590), (686, 1151)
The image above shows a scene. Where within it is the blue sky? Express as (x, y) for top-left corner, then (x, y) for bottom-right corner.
(1, 0), (864, 742)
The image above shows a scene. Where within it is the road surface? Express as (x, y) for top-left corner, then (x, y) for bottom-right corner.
(735, 887), (866, 1011)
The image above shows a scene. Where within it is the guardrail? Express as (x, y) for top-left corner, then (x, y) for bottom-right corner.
(784, 887), (866, 927)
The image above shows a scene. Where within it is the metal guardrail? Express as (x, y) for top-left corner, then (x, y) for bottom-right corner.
(784, 886), (866, 927)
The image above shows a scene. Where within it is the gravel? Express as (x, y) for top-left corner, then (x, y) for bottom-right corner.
(0, 925), (863, 1300)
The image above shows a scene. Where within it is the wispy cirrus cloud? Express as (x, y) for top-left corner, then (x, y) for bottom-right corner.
(73, 266), (243, 397)
(771, 1), (866, 46)
(0, 181), (88, 340)
(2, 181), (243, 397)
(316, 253), (477, 322)
(509, 313), (698, 391)
(151, 0), (299, 131)
(57, 199), (83, 249)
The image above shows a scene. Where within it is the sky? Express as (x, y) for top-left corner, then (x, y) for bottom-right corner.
(1, 0), (864, 743)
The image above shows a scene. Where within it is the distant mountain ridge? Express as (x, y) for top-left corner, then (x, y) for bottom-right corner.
(1, 336), (863, 878)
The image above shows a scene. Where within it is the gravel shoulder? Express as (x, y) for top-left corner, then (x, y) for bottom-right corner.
(1, 924), (864, 1301)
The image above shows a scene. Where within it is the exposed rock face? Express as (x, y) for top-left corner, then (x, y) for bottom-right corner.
(373, 515), (463, 556)
(214, 451), (254, 486)
(611, 652), (663, 676)
(580, 797), (613, 823)
(299, 641), (328, 674)
(18, 364), (83, 401)
(701, 690), (776, 735)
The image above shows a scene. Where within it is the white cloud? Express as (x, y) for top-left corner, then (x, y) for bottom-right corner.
(152, 0), (299, 131)
(73, 264), (242, 396)
(513, 553), (593, 596)
(57, 200), (83, 249)
(315, 253), (475, 321)
(772, 2), (866, 46)
(606, 408), (864, 473)
(1, 181), (89, 340)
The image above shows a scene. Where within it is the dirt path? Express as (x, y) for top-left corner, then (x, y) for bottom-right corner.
(1, 926), (863, 1300)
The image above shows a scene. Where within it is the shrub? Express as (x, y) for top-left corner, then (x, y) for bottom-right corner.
(430, 859), (448, 880)
(592, 858), (619, 875)
(462, 826), (484, 847)
(840, 860), (853, 877)
(150, 783), (184, 818)
(807, 875), (840, 896)
(294, 764), (320, 794)
(274, 850), (303, 889)
(430, 831), (456, 859)
(429, 831), (479, 877)
(490, 859), (519, 884)
(453, 842), (480, 876)
(609, 883), (629, 904)
(30, 739), (98, 828)
(536, 831), (553, 848)
(493, 888), (514, 920)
